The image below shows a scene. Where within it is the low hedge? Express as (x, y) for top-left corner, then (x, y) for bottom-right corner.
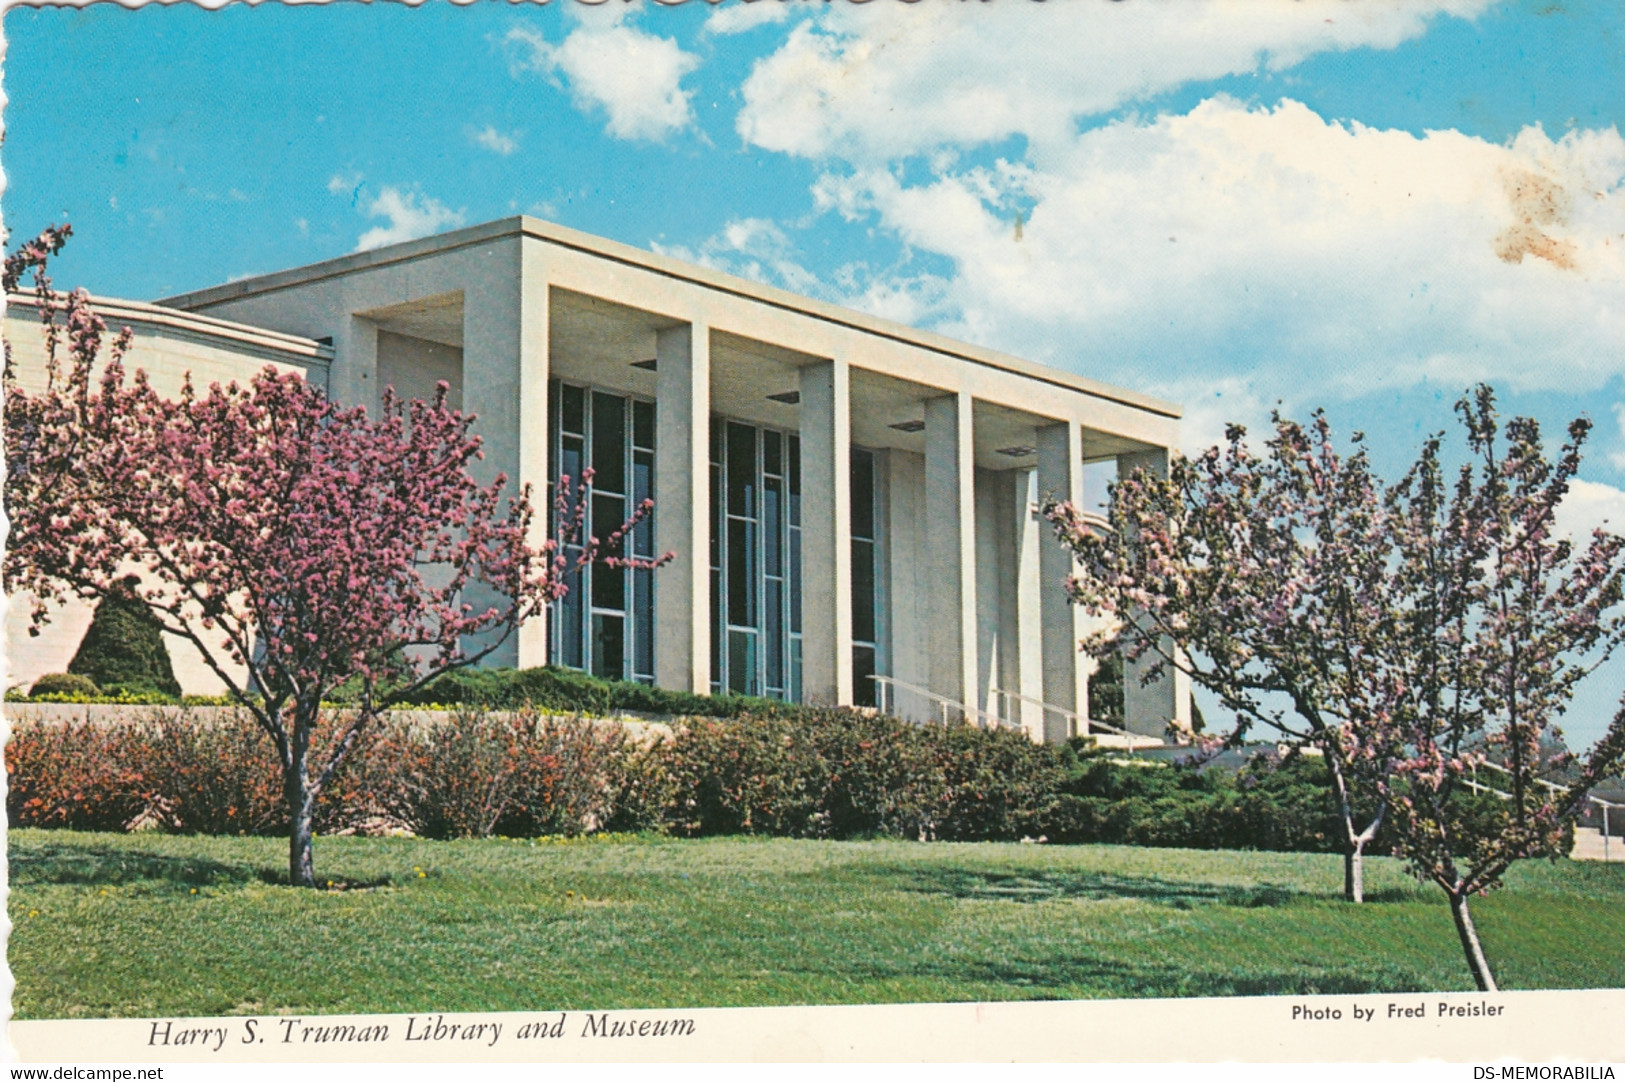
(5, 708), (629, 838)
(7, 705), (1478, 854)
(385, 665), (791, 720)
(9, 665), (792, 720)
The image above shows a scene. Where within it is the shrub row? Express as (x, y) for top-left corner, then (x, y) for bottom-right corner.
(8, 706), (1380, 850)
(5, 709), (626, 839)
(9, 664), (785, 719)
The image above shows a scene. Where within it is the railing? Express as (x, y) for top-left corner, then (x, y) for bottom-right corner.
(870, 675), (1010, 731)
(1590, 795), (1623, 861)
(1460, 761), (1623, 860)
(985, 684), (1156, 749)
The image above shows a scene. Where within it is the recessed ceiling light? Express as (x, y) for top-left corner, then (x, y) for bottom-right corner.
(889, 419), (925, 433)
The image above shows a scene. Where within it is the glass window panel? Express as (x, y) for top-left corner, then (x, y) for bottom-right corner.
(592, 563), (626, 613)
(560, 554), (584, 669)
(592, 393), (626, 493)
(634, 568), (655, 680)
(561, 436), (584, 492)
(592, 492), (626, 548)
(561, 384), (585, 435)
(763, 429), (782, 477)
(788, 436), (801, 526)
(709, 464), (721, 568)
(633, 452), (655, 557)
(728, 630), (758, 697)
(592, 495), (627, 611)
(764, 479), (783, 577)
(765, 578), (783, 692)
(852, 645), (877, 708)
(592, 614), (625, 683)
(852, 539), (876, 644)
(790, 637), (802, 704)
(851, 449), (875, 541)
(632, 399), (655, 451)
(710, 569), (723, 686)
(727, 422), (756, 518)
(789, 530), (802, 633)
(728, 518), (756, 627)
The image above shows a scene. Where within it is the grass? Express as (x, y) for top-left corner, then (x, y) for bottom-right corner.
(9, 829), (1625, 1019)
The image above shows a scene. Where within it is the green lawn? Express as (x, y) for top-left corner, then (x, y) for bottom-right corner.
(9, 829), (1624, 1019)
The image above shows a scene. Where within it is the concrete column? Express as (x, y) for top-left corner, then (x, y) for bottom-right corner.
(655, 323), (711, 694)
(514, 244), (551, 668)
(1117, 446), (1193, 739)
(1013, 469), (1046, 740)
(336, 314), (378, 414)
(1037, 421), (1088, 742)
(799, 358), (853, 705)
(462, 245), (546, 669)
(925, 391), (978, 713)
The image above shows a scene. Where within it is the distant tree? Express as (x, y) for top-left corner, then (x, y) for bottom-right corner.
(1047, 388), (1625, 989)
(3, 227), (669, 887)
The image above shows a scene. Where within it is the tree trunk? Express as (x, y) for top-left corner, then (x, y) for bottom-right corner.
(285, 745), (317, 888)
(1343, 841), (1366, 904)
(1449, 889), (1498, 992)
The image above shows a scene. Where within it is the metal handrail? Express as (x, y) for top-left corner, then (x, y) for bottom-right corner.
(988, 684), (1088, 739)
(870, 675), (1011, 731)
(985, 683), (1153, 746)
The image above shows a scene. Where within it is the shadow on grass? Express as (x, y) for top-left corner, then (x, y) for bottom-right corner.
(907, 955), (1428, 998)
(11, 842), (395, 892)
(253, 869), (394, 891)
(904, 867), (1300, 909)
(10, 842), (261, 889)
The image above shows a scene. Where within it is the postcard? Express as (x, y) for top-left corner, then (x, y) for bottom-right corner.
(2, 0), (1622, 1072)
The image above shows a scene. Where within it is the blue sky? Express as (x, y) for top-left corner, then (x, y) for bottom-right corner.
(5, 0), (1625, 744)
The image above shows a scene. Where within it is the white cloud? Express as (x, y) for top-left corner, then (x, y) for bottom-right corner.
(506, 18), (697, 142)
(737, 0), (1494, 162)
(1556, 478), (1625, 542)
(652, 217), (829, 299)
(807, 99), (1625, 408)
(354, 187), (465, 252)
(471, 125), (518, 155)
(706, 0), (795, 36)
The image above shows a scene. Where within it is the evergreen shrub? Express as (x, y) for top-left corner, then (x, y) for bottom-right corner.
(68, 589), (182, 698)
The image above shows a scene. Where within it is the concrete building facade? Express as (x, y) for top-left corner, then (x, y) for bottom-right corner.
(9, 217), (1189, 742)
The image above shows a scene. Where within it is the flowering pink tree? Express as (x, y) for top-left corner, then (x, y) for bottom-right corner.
(1047, 389), (1625, 988)
(4, 228), (668, 887)
(1048, 410), (1395, 902)
(1348, 388), (1625, 990)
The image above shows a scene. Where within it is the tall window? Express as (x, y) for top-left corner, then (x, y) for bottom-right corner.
(850, 449), (879, 707)
(549, 380), (656, 684)
(711, 421), (802, 700)
(710, 422), (879, 704)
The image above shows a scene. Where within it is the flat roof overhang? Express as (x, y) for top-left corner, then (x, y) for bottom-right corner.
(158, 216), (1180, 423)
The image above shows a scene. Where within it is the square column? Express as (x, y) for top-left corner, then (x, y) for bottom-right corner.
(799, 359), (853, 705)
(1037, 421), (1088, 743)
(335, 314), (379, 414)
(462, 252), (549, 670)
(1012, 468), (1047, 740)
(1117, 446), (1193, 739)
(655, 323), (712, 694)
(925, 392), (978, 713)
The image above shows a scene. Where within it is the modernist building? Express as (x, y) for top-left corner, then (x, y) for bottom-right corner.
(7, 217), (1189, 743)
